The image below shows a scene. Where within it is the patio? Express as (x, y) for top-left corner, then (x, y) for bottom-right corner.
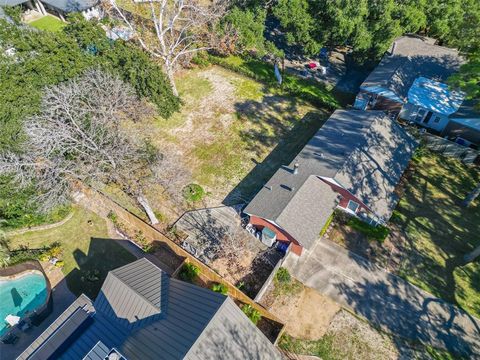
(174, 206), (284, 297)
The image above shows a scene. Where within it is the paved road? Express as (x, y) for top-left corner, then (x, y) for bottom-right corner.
(284, 239), (480, 357)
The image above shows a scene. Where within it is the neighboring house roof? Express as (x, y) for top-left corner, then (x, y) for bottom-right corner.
(41, 0), (97, 12)
(360, 35), (463, 103)
(18, 258), (282, 360)
(244, 110), (417, 248)
(0, 0), (97, 11)
(450, 100), (480, 132)
(408, 77), (464, 116)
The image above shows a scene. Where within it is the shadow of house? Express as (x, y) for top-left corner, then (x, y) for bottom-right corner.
(65, 237), (137, 300)
(17, 258), (283, 360)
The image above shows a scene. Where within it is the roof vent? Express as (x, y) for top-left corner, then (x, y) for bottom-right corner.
(293, 163), (299, 174)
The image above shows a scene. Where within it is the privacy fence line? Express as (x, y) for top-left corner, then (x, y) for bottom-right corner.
(254, 244), (292, 303)
(75, 184), (283, 328)
(423, 134), (480, 165)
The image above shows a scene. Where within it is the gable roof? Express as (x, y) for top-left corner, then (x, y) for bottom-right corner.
(361, 35), (463, 103)
(18, 258), (281, 360)
(244, 110), (417, 248)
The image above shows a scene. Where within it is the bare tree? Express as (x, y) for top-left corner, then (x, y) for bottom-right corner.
(106, 0), (228, 96)
(0, 69), (161, 224)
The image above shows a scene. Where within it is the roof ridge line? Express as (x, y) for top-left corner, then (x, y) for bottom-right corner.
(109, 266), (162, 315)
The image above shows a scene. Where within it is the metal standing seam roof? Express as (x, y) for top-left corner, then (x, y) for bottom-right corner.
(360, 35), (463, 103)
(244, 110), (418, 248)
(18, 258), (282, 360)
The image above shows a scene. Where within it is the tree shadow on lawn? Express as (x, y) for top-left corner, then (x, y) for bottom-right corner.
(332, 266), (480, 358)
(223, 103), (329, 205)
(391, 153), (480, 314)
(65, 237), (137, 300)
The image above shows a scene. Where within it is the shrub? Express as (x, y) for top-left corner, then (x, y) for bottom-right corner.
(182, 184), (206, 202)
(211, 282), (228, 295)
(275, 267), (291, 284)
(38, 253), (50, 262)
(241, 304), (261, 325)
(54, 260), (64, 268)
(179, 262), (200, 282)
(347, 217), (390, 242)
(319, 213), (335, 236)
(47, 243), (62, 258)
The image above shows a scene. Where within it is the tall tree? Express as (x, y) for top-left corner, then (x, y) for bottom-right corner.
(0, 70), (161, 224)
(272, 0), (320, 55)
(108, 0), (228, 96)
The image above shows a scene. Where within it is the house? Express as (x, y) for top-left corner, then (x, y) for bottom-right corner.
(354, 35), (480, 147)
(244, 110), (417, 256)
(17, 258), (282, 360)
(0, 0), (99, 21)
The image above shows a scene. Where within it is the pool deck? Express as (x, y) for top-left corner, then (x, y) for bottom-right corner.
(0, 264), (76, 359)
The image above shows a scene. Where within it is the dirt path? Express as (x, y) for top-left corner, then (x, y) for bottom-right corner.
(266, 286), (340, 340)
(170, 67), (237, 143)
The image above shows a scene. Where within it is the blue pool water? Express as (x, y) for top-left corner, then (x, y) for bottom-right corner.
(0, 272), (48, 336)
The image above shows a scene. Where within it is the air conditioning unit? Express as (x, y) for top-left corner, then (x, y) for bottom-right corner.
(261, 227), (277, 247)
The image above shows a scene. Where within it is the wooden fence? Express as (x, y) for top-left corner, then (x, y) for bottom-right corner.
(75, 184), (283, 327)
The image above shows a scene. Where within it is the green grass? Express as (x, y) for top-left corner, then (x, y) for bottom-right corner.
(392, 149), (480, 317)
(209, 55), (341, 109)
(9, 206), (136, 298)
(29, 15), (65, 32)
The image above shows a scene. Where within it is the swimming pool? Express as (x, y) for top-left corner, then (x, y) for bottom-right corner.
(0, 272), (48, 336)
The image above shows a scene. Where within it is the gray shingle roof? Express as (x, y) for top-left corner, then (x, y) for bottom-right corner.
(244, 110), (417, 248)
(18, 258), (281, 360)
(361, 35), (463, 102)
(40, 0), (97, 12)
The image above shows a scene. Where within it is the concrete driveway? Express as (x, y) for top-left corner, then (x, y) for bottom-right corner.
(284, 239), (480, 357)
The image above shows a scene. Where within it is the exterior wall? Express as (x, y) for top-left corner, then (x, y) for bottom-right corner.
(400, 103), (449, 132)
(355, 90), (403, 113)
(248, 216), (303, 256)
(319, 178), (372, 215)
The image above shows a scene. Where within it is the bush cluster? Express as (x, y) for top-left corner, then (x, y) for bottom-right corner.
(347, 217), (390, 242)
(241, 304), (262, 325)
(179, 262), (200, 282)
(211, 282), (228, 295)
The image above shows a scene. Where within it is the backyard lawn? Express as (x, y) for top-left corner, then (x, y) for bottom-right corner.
(112, 64), (334, 224)
(392, 150), (480, 317)
(29, 15), (65, 32)
(9, 206), (136, 299)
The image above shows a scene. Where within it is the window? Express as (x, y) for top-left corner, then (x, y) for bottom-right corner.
(347, 200), (359, 213)
(415, 108), (426, 122)
(433, 116), (441, 123)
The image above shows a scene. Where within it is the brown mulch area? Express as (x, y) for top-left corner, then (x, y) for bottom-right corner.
(326, 221), (408, 272)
